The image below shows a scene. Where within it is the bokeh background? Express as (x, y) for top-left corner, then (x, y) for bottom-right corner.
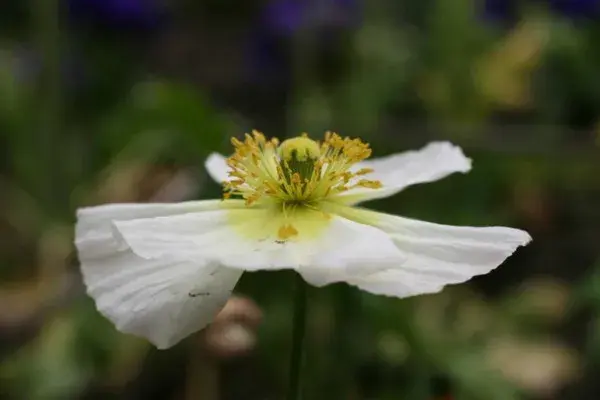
(1, 0), (600, 399)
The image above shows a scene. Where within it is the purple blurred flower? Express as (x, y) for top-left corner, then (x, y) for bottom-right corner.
(67, 0), (166, 30)
(262, 0), (361, 34)
(550, 0), (600, 17)
(484, 0), (600, 22)
(483, 0), (516, 22)
(247, 0), (362, 85)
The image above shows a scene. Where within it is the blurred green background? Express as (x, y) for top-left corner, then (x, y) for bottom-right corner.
(1, 0), (600, 399)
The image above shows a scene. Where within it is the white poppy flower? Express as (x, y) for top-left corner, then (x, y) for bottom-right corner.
(76, 131), (531, 349)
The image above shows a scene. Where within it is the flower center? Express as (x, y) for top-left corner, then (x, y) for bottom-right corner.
(223, 131), (381, 207)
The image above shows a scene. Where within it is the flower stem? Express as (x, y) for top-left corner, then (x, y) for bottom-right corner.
(287, 273), (308, 400)
(33, 0), (62, 213)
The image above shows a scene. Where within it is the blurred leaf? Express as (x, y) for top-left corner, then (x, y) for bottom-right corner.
(475, 17), (549, 110)
(334, 17), (412, 136)
(100, 80), (232, 163)
(419, 0), (492, 130)
(2, 314), (89, 400)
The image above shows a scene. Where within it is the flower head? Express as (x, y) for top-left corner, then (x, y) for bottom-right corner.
(76, 132), (531, 349)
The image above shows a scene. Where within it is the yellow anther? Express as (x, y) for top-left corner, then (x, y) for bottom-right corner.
(356, 179), (382, 189)
(355, 168), (374, 176)
(251, 129), (266, 143)
(278, 224), (298, 240)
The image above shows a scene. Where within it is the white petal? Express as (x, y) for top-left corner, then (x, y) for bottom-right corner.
(204, 152), (229, 184)
(76, 199), (247, 257)
(112, 208), (405, 282)
(79, 250), (241, 349)
(337, 207), (531, 297)
(77, 200), (234, 238)
(76, 200), (243, 349)
(337, 142), (472, 204)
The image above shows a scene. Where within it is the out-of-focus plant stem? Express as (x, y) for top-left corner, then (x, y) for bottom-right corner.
(287, 273), (308, 400)
(330, 284), (361, 397)
(287, 22), (318, 135)
(32, 0), (62, 215)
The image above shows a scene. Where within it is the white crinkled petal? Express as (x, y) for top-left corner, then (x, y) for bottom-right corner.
(112, 208), (406, 281)
(80, 250), (241, 349)
(336, 142), (472, 204)
(76, 201), (243, 349)
(76, 199), (239, 241)
(205, 152), (229, 183)
(337, 207), (531, 297)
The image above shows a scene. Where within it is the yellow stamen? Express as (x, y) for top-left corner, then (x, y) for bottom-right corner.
(222, 130), (382, 206)
(278, 224), (299, 240)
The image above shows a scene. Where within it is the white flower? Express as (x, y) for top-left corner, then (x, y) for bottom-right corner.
(75, 131), (531, 349)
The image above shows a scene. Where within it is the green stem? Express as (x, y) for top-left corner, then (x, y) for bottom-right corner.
(330, 284), (360, 398)
(32, 0), (62, 214)
(287, 273), (308, 400)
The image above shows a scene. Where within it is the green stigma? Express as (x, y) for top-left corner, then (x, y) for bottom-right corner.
(279, 136), (321, 162)
(279, 135), (321, 183)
